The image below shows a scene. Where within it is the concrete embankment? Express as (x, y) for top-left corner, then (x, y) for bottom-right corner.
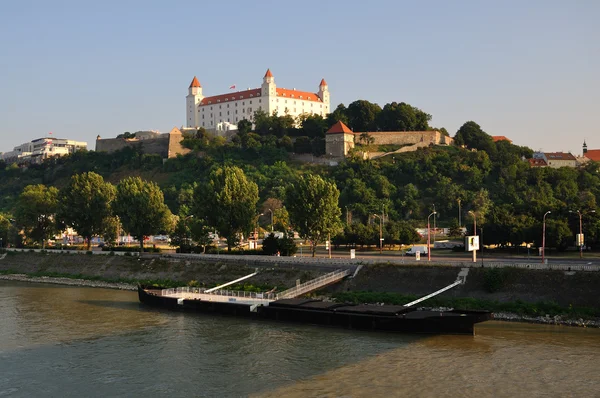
(1, 251), (599, 327)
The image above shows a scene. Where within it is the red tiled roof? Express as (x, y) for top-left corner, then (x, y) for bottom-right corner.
(327, 121), (353, 134)
(198, 89), (261, 106)
(189, 76), (201, 88)
(545, 152), (576, 161)
(275, 88), (322, 102)
(528, 158), (547, 167)
(320, 78), (327, 86)
(492, 135), (512, 143)
(264, 69), (273, 78)
(584, 149), (600, 162)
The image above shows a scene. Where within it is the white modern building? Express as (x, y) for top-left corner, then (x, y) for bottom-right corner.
(1, 136), (87, 164)
(186, 69), (330, 129)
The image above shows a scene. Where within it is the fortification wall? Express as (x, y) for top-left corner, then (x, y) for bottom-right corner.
(96, 135), (187, 158)
(354, 131), (452, 146)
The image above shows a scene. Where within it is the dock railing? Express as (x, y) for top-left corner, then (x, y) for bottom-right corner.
(276, 269), (349, 300)
(159, 286), (278, 301)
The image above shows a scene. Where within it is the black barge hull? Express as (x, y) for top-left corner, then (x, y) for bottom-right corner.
(138, 287), (492, 335)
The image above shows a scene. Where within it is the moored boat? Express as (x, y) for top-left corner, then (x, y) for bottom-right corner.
(138, 285), (492, 335)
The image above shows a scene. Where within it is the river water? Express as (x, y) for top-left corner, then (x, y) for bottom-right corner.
(0, 281), (599, 397)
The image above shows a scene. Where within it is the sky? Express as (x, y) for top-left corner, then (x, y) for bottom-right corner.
(1, 0), (598, 154)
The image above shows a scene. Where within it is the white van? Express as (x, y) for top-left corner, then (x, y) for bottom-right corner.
(406, 245), (428, 256)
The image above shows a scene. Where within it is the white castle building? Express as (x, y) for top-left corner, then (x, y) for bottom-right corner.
(186, 69), (330, 129)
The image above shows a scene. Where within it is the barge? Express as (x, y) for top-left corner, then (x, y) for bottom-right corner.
(138, 284), (492, 335)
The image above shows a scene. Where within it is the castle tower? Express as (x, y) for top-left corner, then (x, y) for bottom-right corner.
(318, 78), (330, 113)
(325, 120), (355, 158)
(186, 76), (203, 128)
(583, 140), (588, 155)
(262, 69), (276, 115)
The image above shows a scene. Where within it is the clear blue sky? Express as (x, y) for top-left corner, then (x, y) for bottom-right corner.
(1, 0), (598, 154)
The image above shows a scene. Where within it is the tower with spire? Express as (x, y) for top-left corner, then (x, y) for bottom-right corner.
(318, 78), (329, 105)
(186, 76), (203, 128)
(583, 140), (588, 155)
(262, 69), (277, 115)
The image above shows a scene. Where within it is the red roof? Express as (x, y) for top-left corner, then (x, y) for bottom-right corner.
(275, 88), (322, 102)
(492, 135), (512, 143)
(327, 121), (353, 134)
(189, 76), (201, 88)
(545, 152), (576, 161)
(320, 78), (327, 86)
(585, 149), (600, 162)
(199, 89), (261, 106)
(528, 158), (547, 167)
(264, 69), (273, 78)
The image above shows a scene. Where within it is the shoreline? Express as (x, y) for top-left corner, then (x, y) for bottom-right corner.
(2, 273), (598, 329)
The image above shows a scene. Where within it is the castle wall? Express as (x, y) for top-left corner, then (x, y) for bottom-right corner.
(354, 131), (453, 146)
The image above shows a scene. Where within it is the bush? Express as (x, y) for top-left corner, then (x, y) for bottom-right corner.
(261, 233), (297, 256)
(102, 246), (161, 253)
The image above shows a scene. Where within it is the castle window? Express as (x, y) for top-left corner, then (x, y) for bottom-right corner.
(235, 110), (238, 114)
(227, 104), (229, 108)
(259, 99), (261, 103)
(202, 115), (204, 119)
(249, 100), (252, 104)
(235, 103), (238, 106)
(294, 101), (297, 104)
(242, 102), (245, 105)
(227, 111), (230, 115)
(219, 105), (222, 109)
(219, 112), (222, 116)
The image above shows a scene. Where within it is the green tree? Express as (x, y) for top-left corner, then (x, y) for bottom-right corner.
(101, 216), (121, 247)
(285, 174), (343, 256)
(237, 119), (252, 135)
(194, 166), (259, 252)
(0, 213), (15, 248)
(454, 121), (496, 154)
(346, 100), (382, 132)
(14, 184), (59, 248)
(57, 172), (116, 250)
(113, 177), (174, 251)
(377, 102), (431, 131)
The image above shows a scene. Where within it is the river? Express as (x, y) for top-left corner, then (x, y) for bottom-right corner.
(0, 281), (599, 397)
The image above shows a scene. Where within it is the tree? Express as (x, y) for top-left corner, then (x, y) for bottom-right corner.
(326, 103), (350, 126)
(0, 213), (15, 248)
(57, 172), (116, 250)
(194, 166), (259, 252)
(14, 184), (59, 248)
(285, 174), (343, 256)
(237, 119), (252, 135)
(101, 216), (121, 247)
(377, 102), (431, 131)
(454, 121), (496, 154)
(113, 177), (174, 251)
(346, 100), (382, 132)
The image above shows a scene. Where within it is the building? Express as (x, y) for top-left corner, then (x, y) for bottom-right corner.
(583, 141), (600, 162)
(528, 158), (547, 168)
(186, 69), (330, 129)
(325, 121), (454, 159)
(95, 127), (190, 159)
(532, 152), (577, 168)
(1, 136), (87, 164)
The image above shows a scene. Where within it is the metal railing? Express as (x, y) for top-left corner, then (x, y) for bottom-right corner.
(159, 286), (278, 301)
(276, 269), (349, 300)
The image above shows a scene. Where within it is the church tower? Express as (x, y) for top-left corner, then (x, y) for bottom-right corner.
(318, 78), (330, 113)
(583, 140), (588, 155)
(186, 76), (203, 128)
(262, 69), (276, 116)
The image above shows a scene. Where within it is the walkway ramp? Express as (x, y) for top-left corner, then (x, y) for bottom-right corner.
(277, 269), (350, 300)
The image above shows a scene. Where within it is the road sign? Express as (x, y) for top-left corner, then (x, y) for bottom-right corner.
(416, 251), (421, 261)
(465, 236), (479, 252)
(350, 249), (355, 259)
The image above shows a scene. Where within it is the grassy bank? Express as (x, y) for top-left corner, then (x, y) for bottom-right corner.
(331, 291), (600, 319)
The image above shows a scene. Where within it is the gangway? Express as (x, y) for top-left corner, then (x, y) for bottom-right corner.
(276, 269), (350, 299)
(403, 268), (468, 307)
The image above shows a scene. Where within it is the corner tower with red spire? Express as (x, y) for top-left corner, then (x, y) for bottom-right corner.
(186, 76), (204, 128)
(318, 78), (329, 105)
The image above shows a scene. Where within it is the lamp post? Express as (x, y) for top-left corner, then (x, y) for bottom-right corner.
(542, 211), (551, 263)
(570, 210), (596, 258)
(433, 204), (437, 244)
(427, 211), (437, 261)
(469, 211), (477, 263)
(266, 208), (273, 232)
(373, 214), (383, 254)
(457, 199), (462, 228)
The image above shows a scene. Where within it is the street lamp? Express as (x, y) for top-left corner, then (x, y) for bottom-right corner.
(457, 199), (462, 228)
(542, 211), (551, 263)
(468, 211), (477, 263)
(265, 208), (274, 232)
(427, 211), (437, 261)
(373, 214), (383, 254)
(570, 210), (596, 258)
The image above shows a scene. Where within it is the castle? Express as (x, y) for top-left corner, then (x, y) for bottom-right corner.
(186, 69), (330, 129)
